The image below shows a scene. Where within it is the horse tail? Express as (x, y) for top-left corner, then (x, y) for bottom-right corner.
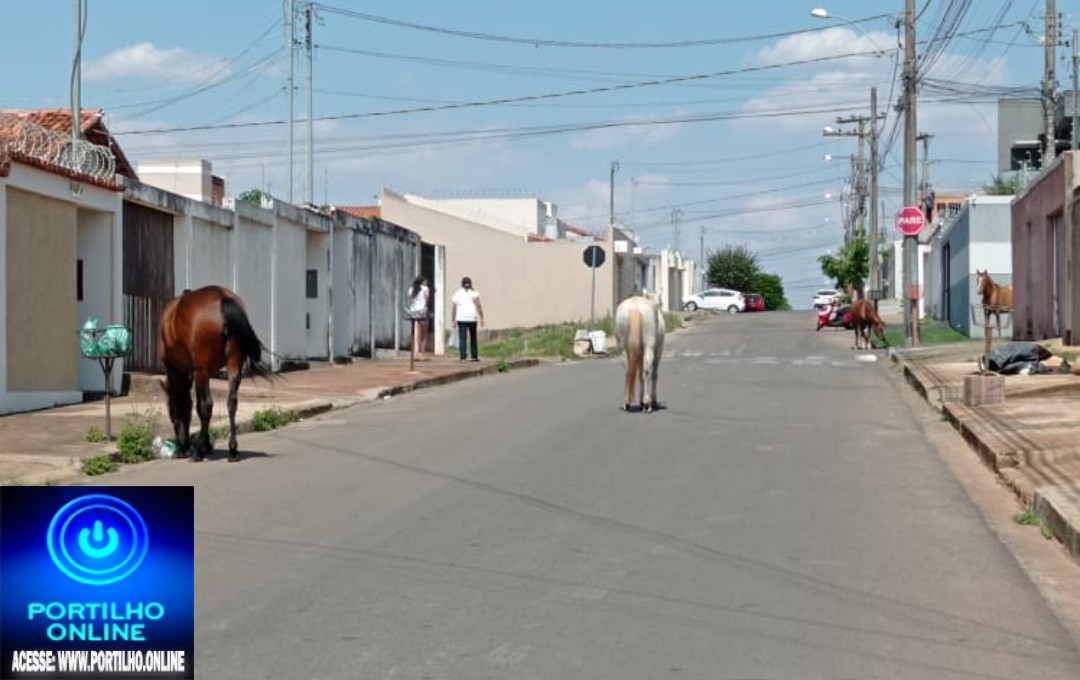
(220, 297), (274, 381)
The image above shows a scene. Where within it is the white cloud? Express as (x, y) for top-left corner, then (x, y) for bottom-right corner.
(85, 43), (229, 84)
(755, 27), (894, 67)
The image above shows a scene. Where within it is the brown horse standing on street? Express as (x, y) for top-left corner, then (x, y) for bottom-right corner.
(975, 269), (1012, 338)
(159, 286), (273, 461)
(850, 298), (886, 350)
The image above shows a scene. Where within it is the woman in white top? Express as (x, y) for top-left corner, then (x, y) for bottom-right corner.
(406, 276), (430, 358)
(451, 276), (484, 361)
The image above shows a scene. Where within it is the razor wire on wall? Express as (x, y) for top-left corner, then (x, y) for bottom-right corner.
(0, 113), (115, 181)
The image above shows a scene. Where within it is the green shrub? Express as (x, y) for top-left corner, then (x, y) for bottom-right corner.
(116, 410), (159, 464)
(84, 426), (109, 444)
(496, 357), (510, 373)
(1014, 503), (1054, 540)
(251, 407), (299, 432)
(83, 454), (118, 476)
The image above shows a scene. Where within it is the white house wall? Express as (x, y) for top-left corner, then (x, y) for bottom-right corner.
(187, 216), (233, 291)
(77, 209), (122, 393)
(1, 163), (122, 415)
(305, 228), (329, 359)
(232, 214), (273, 353)
(382, 190), (615, 331)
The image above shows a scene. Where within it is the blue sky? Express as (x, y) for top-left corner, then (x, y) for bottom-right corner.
(1, 1), (1060, 307)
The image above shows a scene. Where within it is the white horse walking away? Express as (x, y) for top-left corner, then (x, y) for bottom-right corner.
(615, 295), (665, 412)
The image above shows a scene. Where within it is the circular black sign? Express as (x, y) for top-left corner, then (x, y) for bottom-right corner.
(583, 245), (606, 268)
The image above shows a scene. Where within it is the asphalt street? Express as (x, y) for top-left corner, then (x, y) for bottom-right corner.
(94, 311), (1080, 679)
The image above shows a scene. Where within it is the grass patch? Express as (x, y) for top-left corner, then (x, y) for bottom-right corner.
(883, 318), (969, 349)
(480, 313), (684, 360)
(116, 410), (160, 464)
(83, 454), (118, 476)
(1051, 348), (1078, 363)
(251, 407), (300, 432)
(84, 426), (109, 444)
(1014, 503), (1054, 540)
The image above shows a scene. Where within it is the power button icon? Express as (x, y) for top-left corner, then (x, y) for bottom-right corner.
(47, 494), (149, 586)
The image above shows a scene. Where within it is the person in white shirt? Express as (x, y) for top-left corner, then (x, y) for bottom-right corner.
(451, 276), (485, 361)
(406, 276), (430, 359)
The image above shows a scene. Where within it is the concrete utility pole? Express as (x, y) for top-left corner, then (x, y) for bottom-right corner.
(699, 225), (706, 291)
(918, 133), (934, 209)
(869, 86), (881, 307)
(609, 161), (619, 235)
(1042, 0), (1058, 168)
(1073, 28), (1079, 151)
(286, 0), (295, 202)
(305, 3), (315, 205)
(824, 109), (884, 252)
(902, 0), (918, 348)
(671, 208), (683, 254)
(71, 0), (83, 143)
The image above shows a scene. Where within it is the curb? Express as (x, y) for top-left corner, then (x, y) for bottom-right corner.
(891, 351), (1080, 564)
(2, 357), (543, 487)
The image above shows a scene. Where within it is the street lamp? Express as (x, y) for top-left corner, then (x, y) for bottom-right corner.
(810, 7), (888, 56)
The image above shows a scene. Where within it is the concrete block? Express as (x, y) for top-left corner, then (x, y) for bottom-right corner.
(963, 374), (1005, 406)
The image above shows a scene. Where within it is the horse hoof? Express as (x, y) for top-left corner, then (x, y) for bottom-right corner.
(191, 455), (204, 463)
(622, 403), (631, 412)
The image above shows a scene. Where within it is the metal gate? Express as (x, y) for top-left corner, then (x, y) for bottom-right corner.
(122, 201), (174, 373)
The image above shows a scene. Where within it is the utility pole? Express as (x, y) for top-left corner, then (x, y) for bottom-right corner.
(286, 0), (295, 203)
(609, 161), (619, 235)
(1072, 27), (1078, 151)
(918, 133), (934, 213)
(305, 3), (315, 205)
(699, 225), (706, 291)
(869, 86), (881, 308)
(824, 110), (884, 253)
(71, 0), (83, 144)
(902, 0), (918, 348)
(1042, 0), (1058, 168)
(671, 208), (683, 253)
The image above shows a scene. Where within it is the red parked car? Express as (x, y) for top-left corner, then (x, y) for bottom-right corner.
(744, 292), (766, 312)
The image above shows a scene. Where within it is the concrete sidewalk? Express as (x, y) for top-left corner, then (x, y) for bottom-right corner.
(0, 355), (540, 486)
(892, 341), (1080, 564)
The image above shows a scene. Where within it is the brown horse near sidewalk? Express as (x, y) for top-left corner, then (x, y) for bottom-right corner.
(975, 269), (1012, 338)
(850, 298), (886, 350)
(159, 286), (273, 461)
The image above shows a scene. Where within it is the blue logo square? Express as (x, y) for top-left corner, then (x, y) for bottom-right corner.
(1, 486), (194, 678)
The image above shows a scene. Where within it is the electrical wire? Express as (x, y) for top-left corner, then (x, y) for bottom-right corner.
(314, 3), (894, 50)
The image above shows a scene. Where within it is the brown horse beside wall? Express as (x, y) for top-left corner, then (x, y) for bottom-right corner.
(975, 269), (1012, 338)
(159, 286), (273, 461)
(850, 298), (886, 350)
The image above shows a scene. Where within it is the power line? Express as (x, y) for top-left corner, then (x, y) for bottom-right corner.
(314, 3), (894, 49)
(114, 48), (888, 136)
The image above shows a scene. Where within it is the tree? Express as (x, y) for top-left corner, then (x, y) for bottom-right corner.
(706, 245), (759, 293)
(818, 229), (869, 294)
(982, 174), (1017, 196)
(749, 272), (788, 310)
(238, 189), (271, 206)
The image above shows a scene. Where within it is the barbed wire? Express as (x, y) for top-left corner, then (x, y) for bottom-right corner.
(0, 113), (115, 180)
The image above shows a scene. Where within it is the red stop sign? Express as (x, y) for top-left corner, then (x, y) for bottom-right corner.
(896, 206), (925, 236)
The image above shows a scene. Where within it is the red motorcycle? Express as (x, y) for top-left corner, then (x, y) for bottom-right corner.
(816, 304), (853, 331)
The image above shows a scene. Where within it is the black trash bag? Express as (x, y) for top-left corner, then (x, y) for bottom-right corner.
(988, 342), (1052, 374)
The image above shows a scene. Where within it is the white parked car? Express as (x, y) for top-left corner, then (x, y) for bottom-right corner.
(813, 288), (840, 311)
(682, 288), (745, 314)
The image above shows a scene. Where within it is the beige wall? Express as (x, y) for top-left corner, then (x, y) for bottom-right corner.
(381, 191), (614, 331)
(6, 187), (78, 391)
